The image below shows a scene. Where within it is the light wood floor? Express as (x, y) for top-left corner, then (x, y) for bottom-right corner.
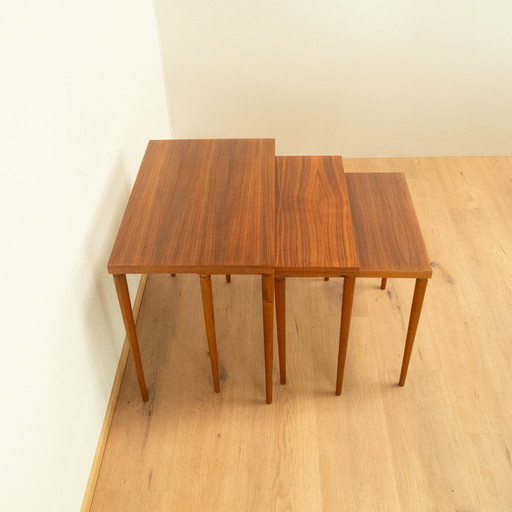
(91, 157), (512, 512)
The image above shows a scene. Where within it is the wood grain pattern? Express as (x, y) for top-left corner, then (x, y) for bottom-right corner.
(275, 156), (359, 276)
(108, 139), (275, 274)
(345, 173), (432, 278)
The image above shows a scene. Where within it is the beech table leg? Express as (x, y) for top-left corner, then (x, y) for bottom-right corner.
(380, 278), (387, 290)
(275, 277), (286, 384)
(399, 278), (428, 386)
(335, 276), (356, 395)
(262, 274), (274, 404)
(199, 275), (221, 393)
(226, 275), (231, 283)
(113, 274), (148, 401)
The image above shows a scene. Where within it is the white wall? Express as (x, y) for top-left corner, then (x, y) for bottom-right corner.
(154, 0), (512, 157)
(0, 1), (170, 510)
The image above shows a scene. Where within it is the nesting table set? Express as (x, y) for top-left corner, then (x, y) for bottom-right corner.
(107, 139), (432, 404)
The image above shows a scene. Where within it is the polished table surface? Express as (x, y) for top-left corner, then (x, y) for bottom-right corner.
(108, 139), (275, 274)
(275, 155), (359, 277)
(345, 173), (432, 279)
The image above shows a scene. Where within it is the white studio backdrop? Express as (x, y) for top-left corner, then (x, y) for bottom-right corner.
(154, 0), (512, 156)
(0, 1), (170, 510)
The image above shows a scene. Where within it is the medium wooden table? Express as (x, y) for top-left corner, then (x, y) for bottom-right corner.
(108, 139), (276, 403)
(274, 156), (360, 391)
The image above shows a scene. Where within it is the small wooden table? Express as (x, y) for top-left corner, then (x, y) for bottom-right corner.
(108, 139), (276, 403)
(274, 156), (360, 392)
(345, 173), (432, 385)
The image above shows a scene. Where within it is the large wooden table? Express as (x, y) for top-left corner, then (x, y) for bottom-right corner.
(108, 139), (276, 403)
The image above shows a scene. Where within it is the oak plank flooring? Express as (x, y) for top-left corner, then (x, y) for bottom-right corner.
(463, 433), (512, 512)
(91, 157), (512, 512)
(313, 316), (403, 511)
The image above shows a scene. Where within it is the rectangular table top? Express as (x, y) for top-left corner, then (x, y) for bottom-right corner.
(345, 173), (432, 278)
(108, 139), (276, 274)
(275, 156), (360, 276)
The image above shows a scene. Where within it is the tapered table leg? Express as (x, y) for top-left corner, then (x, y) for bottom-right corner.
(275, 278), (286, 384)
(380, 278), (387, 290)
(336, 276), (356, 395)
(226, 275), (231, 283)
(262, 274), (274, 404)
(113, 274), (148, 401)
(399, 278), (428, 386)
(199, 275), (221, 393)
